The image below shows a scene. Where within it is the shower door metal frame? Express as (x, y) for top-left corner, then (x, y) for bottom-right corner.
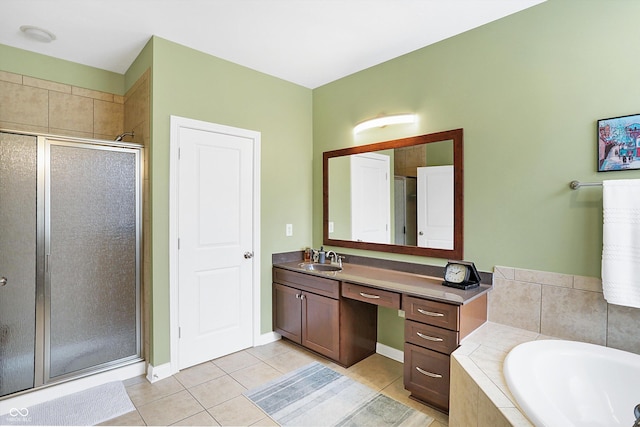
(0, 128), (144, 399)
(41, 135), (143, 385)
(0, 130), (143, 398)
(34, 135), (46, 389)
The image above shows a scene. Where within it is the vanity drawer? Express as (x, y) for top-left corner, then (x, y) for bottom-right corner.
(273, 268), (339, 299)
(341, 282), (401, 309)
(403, 343), (450, 412)
(405, 319), (458, 354)
(403, 295), (459, 331)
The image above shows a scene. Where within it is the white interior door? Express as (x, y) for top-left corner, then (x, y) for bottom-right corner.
(176, 123), (256, 370)
(417, 165), (454, 249)
(350, 153), (390, 244)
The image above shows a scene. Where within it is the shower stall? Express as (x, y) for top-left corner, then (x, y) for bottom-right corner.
(0, 130), (142, 398)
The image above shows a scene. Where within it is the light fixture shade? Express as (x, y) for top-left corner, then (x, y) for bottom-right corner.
(20, 25), (56, 43)
(353, 113), (417, 134)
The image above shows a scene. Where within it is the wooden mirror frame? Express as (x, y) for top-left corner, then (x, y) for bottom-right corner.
(323, 128), (463, 259)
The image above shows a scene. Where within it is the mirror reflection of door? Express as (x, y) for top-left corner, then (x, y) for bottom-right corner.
(394, 176), (417, 246)
(417, 165), (454, 249)
(350, 153), (390, 244)
(323, 129), (463, 259)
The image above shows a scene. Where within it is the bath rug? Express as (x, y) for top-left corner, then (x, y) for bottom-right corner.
(0, 381), (135, 426)
(244, 362), (432, 426)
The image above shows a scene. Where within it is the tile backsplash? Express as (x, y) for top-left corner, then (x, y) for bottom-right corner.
(489, 265), (640, 355)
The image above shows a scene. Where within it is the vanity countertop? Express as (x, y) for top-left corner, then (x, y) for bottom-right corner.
(273, 261), (491, 305)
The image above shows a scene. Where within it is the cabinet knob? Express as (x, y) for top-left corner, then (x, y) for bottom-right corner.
(0, 277), (6, 287)
(244, 251), (254, 259)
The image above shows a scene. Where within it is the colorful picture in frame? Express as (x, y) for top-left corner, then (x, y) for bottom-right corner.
(598, 113), (640, 172)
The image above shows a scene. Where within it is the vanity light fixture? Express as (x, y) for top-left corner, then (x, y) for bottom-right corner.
(353, 113), (417, 134)
(19, 25), (57, 43)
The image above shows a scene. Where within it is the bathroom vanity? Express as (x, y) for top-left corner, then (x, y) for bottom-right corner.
(272, 256), (491, 413)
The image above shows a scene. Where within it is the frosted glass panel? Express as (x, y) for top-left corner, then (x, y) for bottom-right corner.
(0, 133), (37, 396)
(49, 144), (138, 378)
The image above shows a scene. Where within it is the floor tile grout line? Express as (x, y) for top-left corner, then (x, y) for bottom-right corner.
(126, 383), (187, 410)
(115, 343), (443, 427)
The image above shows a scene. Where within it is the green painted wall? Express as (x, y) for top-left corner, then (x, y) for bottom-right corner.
(149, 37), (313, 365)
(313, 0), (640, 350)
(0, 44), (125, 94)
(0, 39), (313, 367)
(4, 0), (639, 363)
(125, 39), (153, 93)
(426, 141), (453, 167)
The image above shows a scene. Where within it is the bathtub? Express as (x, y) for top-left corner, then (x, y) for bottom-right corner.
(504, 339), (640, 427)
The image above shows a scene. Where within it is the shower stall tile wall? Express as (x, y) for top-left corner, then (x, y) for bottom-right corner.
(0, 130), (143, 398)
(0, 71), (124, 141)
(0, 67), (152, 363)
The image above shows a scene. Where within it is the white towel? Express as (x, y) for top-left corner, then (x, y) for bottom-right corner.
(601, 179), (640, 308)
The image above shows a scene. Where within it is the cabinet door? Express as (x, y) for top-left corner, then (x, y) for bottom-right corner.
(273, 283), (302, 344)
(302, 292), (339, 360)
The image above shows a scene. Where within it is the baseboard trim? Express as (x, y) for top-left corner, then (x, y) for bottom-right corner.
(254, 331), (281, 347)
(146, 362), (172, 383)
(376, 342), (404, 363)
(0, 361), (145, 415)
(248, 334), (404, 364)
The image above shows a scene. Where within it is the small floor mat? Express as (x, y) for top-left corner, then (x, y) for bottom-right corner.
(0, 381), (135, 426)
(244, 362), (433, 426)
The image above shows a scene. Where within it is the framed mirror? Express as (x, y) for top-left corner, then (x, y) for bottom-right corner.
(323, 128), (463, 259)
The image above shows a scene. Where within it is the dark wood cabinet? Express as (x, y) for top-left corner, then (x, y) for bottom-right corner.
(273, 263), (488, 411)
(404, 343), (451, 412)
(273, 267), (377, 367)
(341, 282), (401, 309)
(273, 283), (303, 343)
(301, 291), (340, 360)
(403, 294), (487, 413)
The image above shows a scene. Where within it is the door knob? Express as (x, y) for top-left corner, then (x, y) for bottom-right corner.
(0, 277), (7, 287)
(244, 252), (254, 259)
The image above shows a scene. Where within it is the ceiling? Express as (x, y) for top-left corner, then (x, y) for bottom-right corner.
(1, 0), (545, 89)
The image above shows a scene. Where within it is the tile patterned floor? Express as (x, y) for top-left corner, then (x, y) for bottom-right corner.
(100, 340), (449, 426)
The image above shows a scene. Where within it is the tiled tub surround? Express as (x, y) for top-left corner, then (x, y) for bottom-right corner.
(449, 265), (640, 427)
(489, 265), (640, 355)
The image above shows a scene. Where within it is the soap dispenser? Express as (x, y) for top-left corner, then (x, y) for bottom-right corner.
(318, 246), (326, 264)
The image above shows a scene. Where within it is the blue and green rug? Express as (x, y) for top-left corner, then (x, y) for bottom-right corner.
(244, 362), (433, 426)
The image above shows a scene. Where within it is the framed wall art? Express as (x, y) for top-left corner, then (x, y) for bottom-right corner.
(598, 113), (640, 172)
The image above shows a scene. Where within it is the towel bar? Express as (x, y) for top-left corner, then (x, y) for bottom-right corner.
(569, 180), (602, 190)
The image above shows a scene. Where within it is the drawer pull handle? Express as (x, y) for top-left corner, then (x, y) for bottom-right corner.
(417, 308), (444, 317)
(416, 332), (443, 342)
(416, 366), (443, 378)
(359, 292), (381, 299)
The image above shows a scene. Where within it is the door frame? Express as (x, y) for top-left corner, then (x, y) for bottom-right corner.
(168, 115), (261, 375)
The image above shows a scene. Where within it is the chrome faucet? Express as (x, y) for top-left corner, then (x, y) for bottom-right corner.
(633, 404), (640, 427)
(326, 251), (343, 268)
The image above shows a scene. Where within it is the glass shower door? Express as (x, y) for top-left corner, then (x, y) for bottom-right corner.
(0, 132), (38, 397)
(46, 141), (140, 380)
